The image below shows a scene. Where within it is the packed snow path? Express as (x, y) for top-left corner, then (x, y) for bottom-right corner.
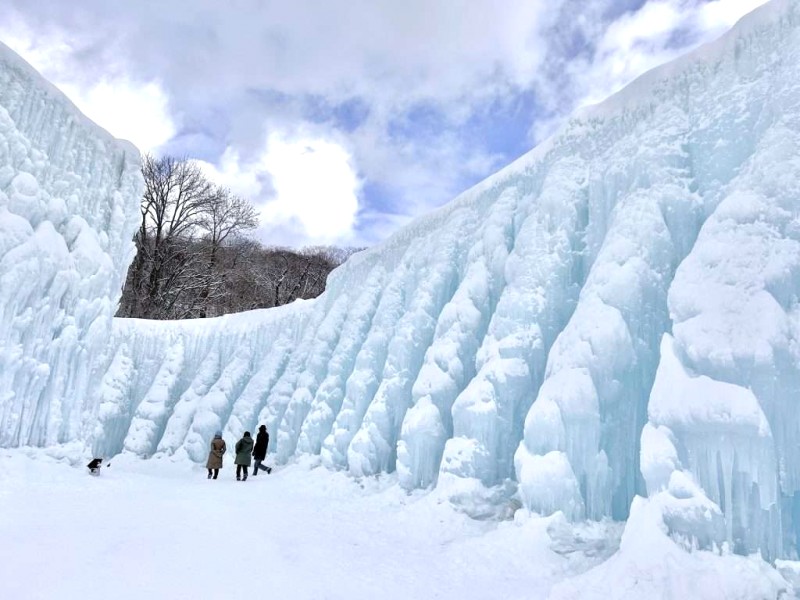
(0, 451), (626, 600)
(0, 451), (789, 600)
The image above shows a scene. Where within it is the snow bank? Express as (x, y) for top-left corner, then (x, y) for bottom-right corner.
(548, 494), (789, 599)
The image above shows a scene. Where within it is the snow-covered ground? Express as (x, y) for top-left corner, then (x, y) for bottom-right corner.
(0, 450), (623, 600)
(1, 449), (793, 599)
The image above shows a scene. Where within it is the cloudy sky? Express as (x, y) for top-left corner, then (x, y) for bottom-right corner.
(1, 0), (767, 248)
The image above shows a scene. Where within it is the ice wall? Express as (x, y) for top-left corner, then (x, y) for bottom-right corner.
(0, 44), (142, 448)
(90, 305), (312, 460)
(515, 0), (800, 527)
(638, 63), (800, 557)
(3, 0), (800, 561)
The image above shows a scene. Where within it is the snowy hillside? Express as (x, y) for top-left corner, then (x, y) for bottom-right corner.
(0, 44), (142, 448)
(3, 0), (800, 572)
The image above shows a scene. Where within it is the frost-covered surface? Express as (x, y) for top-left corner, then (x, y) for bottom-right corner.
(4, 0), (800, 573)
(0, 43), (141, 448)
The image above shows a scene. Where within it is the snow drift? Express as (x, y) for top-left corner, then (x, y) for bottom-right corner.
(3, 0), (800, 564)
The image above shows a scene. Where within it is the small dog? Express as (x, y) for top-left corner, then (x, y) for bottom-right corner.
(87, 458), (105, 475)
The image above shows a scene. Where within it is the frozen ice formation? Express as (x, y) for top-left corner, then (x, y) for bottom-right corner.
(0, 43), (142, 449)
(3, 0), (800, 561)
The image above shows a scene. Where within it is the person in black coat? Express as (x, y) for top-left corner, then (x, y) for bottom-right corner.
(252, 424), (272, 476)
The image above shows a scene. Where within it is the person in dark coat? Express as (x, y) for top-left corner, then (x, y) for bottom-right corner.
(234, 432), (255, 481)
(206, 431), (226, 479)
(252, 424), (272, 476)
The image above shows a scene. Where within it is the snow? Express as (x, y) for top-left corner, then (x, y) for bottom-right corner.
(2, 449), (788, 600)
(549, 493), (788, 600)
(4, 0), (800, 590)
(0, 450), (622, 600)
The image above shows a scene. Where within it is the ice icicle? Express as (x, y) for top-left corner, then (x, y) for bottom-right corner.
(184, 346), (254, 462)
(223, 330), (295, 443)
(157, 348), (223, 457)
(517, 182), (680, 520)
(320, 250), (415, 469)
(296, 267), (386, 456)
(441, 157), (589, 488)
(123, 337), (186, 457)
(348, 214), (466, 477)
(646, 335), (778, 557)
(275, 294), (350, 462)
(398, 187), (518, 490)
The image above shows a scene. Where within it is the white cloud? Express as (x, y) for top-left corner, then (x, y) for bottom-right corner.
(0, 0), (775, 246)
(0, 22), (175, 152)
(260, 133), (361, 241)
(1, 0), (542, 243)
(698, 0), (771, 32)
(195, 148), (262, 200)
(568, 1), (686, 107)
(532, 0), (773, 138)
(2, 0), (557, 115)
(58, 79), (176, 152)
(199, 133), (362, 244)
(596, 2), (682, 79)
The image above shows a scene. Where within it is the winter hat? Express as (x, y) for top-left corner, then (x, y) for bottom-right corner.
(244, 431), (251, 437)
(259, 425), (266, 432)
(214, 431), (222, 439)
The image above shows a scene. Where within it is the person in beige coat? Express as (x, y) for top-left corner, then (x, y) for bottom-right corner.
(206, 431), (226, 479)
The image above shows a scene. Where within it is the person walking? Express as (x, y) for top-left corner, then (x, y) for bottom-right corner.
(252, 425), (272, 476)
(234, 431), (255, 481)
(206, 431), (226, 480)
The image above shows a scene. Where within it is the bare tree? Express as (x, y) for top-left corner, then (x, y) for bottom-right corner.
(117, 154), (354, 320)
(196, 188), (259, 317)
(255, 247), (336, 307)
(119, 155), (214, 319)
